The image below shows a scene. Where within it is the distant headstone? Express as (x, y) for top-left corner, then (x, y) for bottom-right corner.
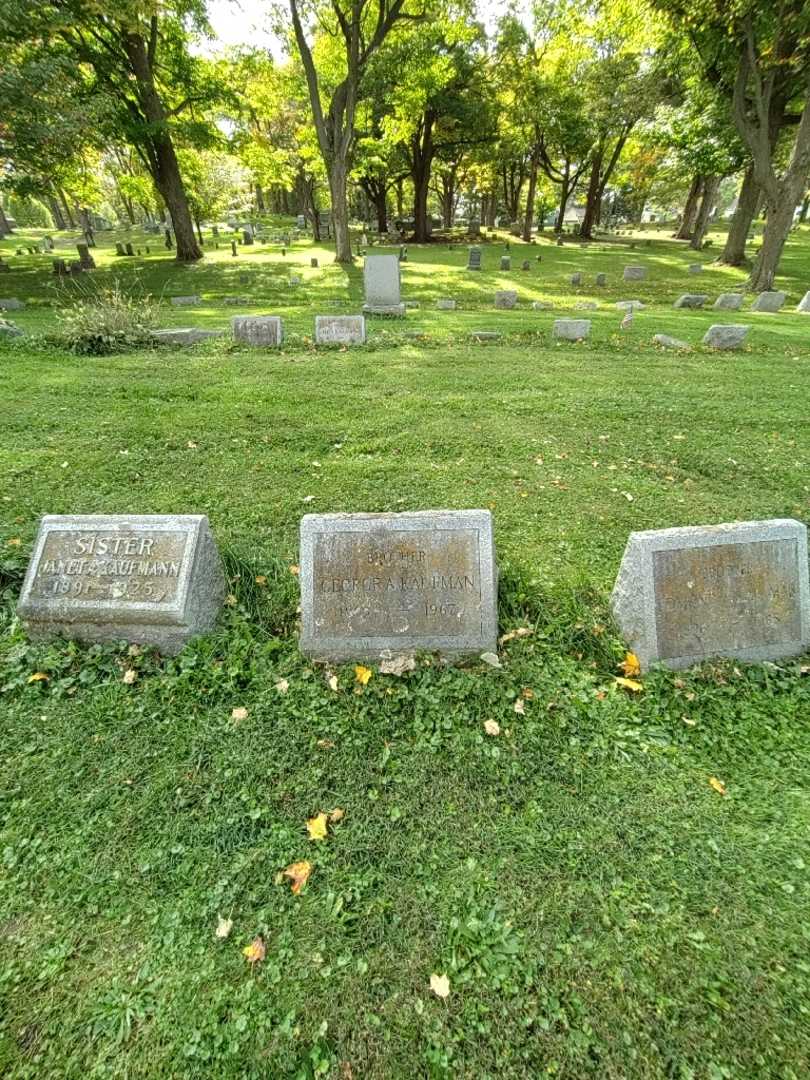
(623, 265), (646, 281)
(554, 319), (591, 340)
(231, 241), (238, 257)
(125, 243), (135, 257)
(297, 215), (307, 229)
(289, 275), (301, 286)
(470, 331), (501, 341)
(212, 225), (219, 237)
(702, 324), (750, 349)
(170, 295), (201, 307)
(311, 257), (319, 268)
(611, 519), (809, 671)
(595, 273), (607, 286)
(315, 315), (366, 345)
(0, 319), (22, 338)
(714, 293), (744, 310)
(232, 315), (283, 346)
(494, 290), (517, 309)
(575, 301), (597, 310)
(556, 236), (564, 246)
(521, 260), (530, 271)
(76, 243), (95, 270)
(570, 272), (582, 285)
(363, 254), (405, 316)
(616, 300), (645, 311)
(299, 509), (498, 660)
(654, 333), (691, 351)
(115, 242), (126, 256)
(467, 248), (482, 270)
(688, 264), (703, 274)
(532, 301), (554, 310)
(151, 329), (223, 346)
(500, 256), (511, 270)
(18, 514), (226, 656)
(0, 298), (24, 310)
(751, 290), (786, 313)
(674, 294), (709, 309)
(243, 229), (254, 246)
(399, 245), (408, 263)
(52, 259), (68, 276)
(797, 290), (810, 313)
(436, 298), (457, 310)
(43, 236), (54, 251)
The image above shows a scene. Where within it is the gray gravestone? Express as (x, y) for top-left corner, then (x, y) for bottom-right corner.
(0, 298), (24, 310)
(751, 291), (786, 313)
(702, 324), (750, 349)
(495, 290), (517, 309)
(532, 301), (554, 310)
(714, 293), (744, 310)
(553, 319), (591, 340)
(151, 329), (223, 345)
(611, 519), (809, 671)
(595, 273), (607, 286)
(674, 294), (709, 309)
(616, 300), (645, 311)
(299, 510), (498, 661)
(311, 257), (319, 268)
(436, 298), (457, 310)
(363, 254), (404, 316)
(170, 295), (201, 307)
(470, 331), (501, 341)
(18, 514), (226, 655)
(76, 243), (95, 269)
(0, 320), (22, 338)
(688, 264), (703, 274)
(796, 290), (810, 313)
(115, 242), (126, 256)
(125, 243), (135, 257)
(315, 315), (366, 344)
(467, 248), (482, 270)
(521, 259), (531, 270)
(623, 266), (646, 281)
(500, 256), (511, 270)
(570, 272), (582, 285)
(654, 333), (691, 351)
(232, 315), (283, 346)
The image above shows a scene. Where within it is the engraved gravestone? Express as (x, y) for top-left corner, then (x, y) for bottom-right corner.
(232, 315), (283, 346)
(611, 519), (809, 671)
(467, 248), (482, 270)
(18, 514), (226, 655)
(362, 254), (404, 316)
(315, 315), (365, 344)
(299, 510), (498, 660)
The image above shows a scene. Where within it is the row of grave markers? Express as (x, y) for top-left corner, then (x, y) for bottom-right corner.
(17, 512), (810, 673)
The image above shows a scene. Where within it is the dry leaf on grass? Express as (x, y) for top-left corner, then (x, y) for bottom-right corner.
(429, 973), (450, 999)
(283, 860), (312, 894)
(480, 652), (501, 668)
(215, 915), (233, 939)
(243, 936), (265, 964)
(378, 655), (416, 676)
(7, 537), (21, 547)
(275, 678), (289, 694)
(122, 669), (137, 685)
(326, 672), (339, 692)
(289, 564), (300, 576)
(499, 627), (533, 645)
(306, 812), (329, 841)
(484, 719), (501, 736)
(255, 575), (267, 586)
(27, 672), (49, 683)
(614, 676), (644, 693)
(225, 593), (237, 607)
(355, 665), (372, 686)
(709, 776), (727, 796)
(513, 699), (526, 715)
(328, 808), (345, 823)
(618, 651), (641, 678)
(231, 706), (248, 721)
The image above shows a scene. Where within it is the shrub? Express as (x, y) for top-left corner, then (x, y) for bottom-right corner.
(55, 278), (160, 355)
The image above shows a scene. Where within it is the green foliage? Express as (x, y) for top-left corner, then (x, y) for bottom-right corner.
(54, 278), (160, 355)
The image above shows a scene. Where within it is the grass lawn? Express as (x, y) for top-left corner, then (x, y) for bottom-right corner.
(1, 220), (810, 1078)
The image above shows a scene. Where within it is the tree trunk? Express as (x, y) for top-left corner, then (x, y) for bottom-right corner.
(718, 165), (759, 265)
(328, 158), (352, 261)
(580, 153), (602, 241)
(748, 191), (800, 290)
(59, 190), (76, 228)
(375, 190), (388, 233)
(255, 183), (266, 212)
(409, 112), (435, 243)
(522, 153), (539, 242)
(47, 195), (66, 230)
(486, 191), (496, 227)
(0, 205), (11, 236)
(195, 217), (204, 245)
(554, 163), (572, 232)
(675, 174), (702, 239)
(690, 175), (719, 250)
(799, 196), (809, 223)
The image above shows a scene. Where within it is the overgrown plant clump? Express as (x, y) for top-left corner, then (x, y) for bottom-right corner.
(54, 278), (160, 355)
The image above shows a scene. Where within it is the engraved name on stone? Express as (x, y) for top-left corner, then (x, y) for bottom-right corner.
(18, 514), (225, 654)
(299, 510), (498, 660)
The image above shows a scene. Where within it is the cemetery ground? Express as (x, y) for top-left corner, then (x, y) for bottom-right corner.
(1, 223), (810, 1078)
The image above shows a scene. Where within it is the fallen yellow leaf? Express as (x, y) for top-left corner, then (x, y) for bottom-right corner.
(289, 564), (300, 576)
(618, 651), (641, 678)
(498, 627), (533, 645)
(307, 812), (328, 841)
(355, 665), (372, 686)
(326, 672), (339, 692)
(614, 677), (644, 692)
(275, 678), (289, 694)
(328, 807), (345, 823)
(122, 668), (137, 685)
(255, 575), (267, 586)
(215, 915), (233, 939)
(7, 537), (21, 547)
(430, 973), (450, 999)
(283, 860), (312, 894)
(225, 593), (237, 607)
(231, 706), (248, 721)
(484, 719), (501, 736)
(243, 936), (265, 964)
(513, 699), (525, 715)
(27, 672), (49, 683)
(709, 776), (727, 796)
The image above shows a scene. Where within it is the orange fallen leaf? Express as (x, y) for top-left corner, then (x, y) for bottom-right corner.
(355, 665), (372, 686)
(614, 677), (643, 693)
(709, 776), (727, 796)
(521, 687), (534, 700)
(27, 672), (49, 683)
(618, 651), (641, 678)
(243, 936), (265, 964)
(283, 860), (312, 894)
(307, 812), (328, 841)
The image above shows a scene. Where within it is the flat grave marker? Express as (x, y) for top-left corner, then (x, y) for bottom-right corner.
(315, 315), (366, 344)
(299, 510), (498, 661)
